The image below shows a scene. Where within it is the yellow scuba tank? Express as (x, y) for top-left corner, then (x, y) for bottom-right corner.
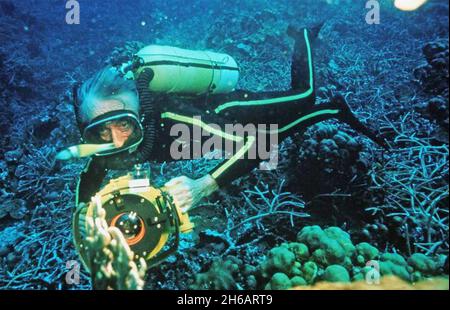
(121, 45), (240, 95)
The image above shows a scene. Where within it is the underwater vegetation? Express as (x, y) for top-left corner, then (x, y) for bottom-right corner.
(81, 199), (148, 290)
(0, 0), (448, 290)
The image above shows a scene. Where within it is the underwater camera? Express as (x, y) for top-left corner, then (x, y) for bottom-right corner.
(72, 164), (194, 270)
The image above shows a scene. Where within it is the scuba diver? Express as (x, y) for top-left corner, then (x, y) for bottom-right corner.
(70, 23), (386, 216)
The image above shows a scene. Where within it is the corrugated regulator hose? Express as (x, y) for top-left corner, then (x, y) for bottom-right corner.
(136, 68), (157, 160)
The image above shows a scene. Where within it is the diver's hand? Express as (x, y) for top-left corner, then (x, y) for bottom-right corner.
(164, 174), (218, 213)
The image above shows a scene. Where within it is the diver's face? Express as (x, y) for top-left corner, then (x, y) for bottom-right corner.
(98, 118), (135, 148)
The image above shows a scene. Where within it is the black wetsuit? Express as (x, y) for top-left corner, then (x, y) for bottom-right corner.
(76, 27), (385, 204)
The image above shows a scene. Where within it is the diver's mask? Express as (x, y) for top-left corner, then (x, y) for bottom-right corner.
(82, 111), (144, 156)
(56, 111), (144, 160)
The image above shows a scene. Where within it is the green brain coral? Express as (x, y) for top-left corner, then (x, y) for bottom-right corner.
(407, 253), (440, 277)
(323, 265), (351, 283)
(290, 276), (307, 286)
(288, 242), (310, 262)
(260, 244), (296, 278)
(356, 242), (379, 266)
(301, 261), (318, 284)
(379, 253), (411, 282)
(297, 225), (355, 267)
(266, 273), (291, 290)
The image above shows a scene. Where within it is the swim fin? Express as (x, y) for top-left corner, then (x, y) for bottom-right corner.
(287, 21), (324, 41)
(331, 94), (389, 150)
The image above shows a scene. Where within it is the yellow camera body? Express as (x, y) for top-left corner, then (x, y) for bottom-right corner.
(73, 171), (194, 270)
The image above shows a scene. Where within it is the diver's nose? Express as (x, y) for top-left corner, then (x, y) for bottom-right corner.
(111, 128), (126, 148)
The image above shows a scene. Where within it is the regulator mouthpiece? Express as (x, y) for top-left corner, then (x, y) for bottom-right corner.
(56, 143), (116, 160)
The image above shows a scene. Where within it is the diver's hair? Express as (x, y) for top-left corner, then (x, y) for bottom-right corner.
(78, 66), (139, 123)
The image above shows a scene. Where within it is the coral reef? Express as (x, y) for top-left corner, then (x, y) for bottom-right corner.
(414, 40), (449, 96)
(194, 225), (448, 290)
(413, 40), (449, 143)
(285, 123), (377, 230)
(288, 123), (369, 202)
